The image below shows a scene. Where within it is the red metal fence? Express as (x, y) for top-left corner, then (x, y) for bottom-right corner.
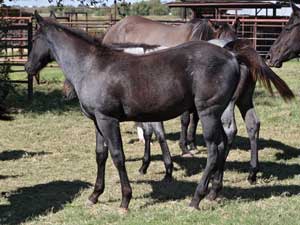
(0, 15), (290, 99)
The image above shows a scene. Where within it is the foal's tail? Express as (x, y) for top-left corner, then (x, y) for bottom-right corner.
(226, 39), (295, 102)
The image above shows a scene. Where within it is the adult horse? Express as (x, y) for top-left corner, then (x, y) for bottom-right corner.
(103, 15), (239, 46)
(28, 13), (247, 210)
(267, 0), (300, 67)
(103, 16), (295, 184)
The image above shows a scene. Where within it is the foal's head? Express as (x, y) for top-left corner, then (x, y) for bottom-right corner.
(24, 20), (54, 76)
(267, 1), (300, 67)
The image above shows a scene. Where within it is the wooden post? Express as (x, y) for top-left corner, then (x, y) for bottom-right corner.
(27, 21), (33, 100)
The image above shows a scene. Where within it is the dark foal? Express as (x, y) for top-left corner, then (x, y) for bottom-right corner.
(102, 16), (241, 156)
(267, 0), (300, 68)
(26, 31), (174, 181)
(27, 13), (247, 209)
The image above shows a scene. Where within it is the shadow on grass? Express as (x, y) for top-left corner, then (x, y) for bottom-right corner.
(133, 178), (300, 208)
(6, 89), (80, 115)
(164, 132), (299, 159)
(0, 180), (91, 225)
(0, 150), (50, 161)
(128, 154), (300, 180)
(0, 175), (19, 180)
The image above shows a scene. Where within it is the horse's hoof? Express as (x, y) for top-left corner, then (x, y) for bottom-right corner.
(188, 201), (200, 210)
(118, 207), (129, 215)
(181, 152), (194, 158)
(247, 173), (257, 185)
(85, 199), (96, 207)
(206, 190), (218, 201)
(162, 175), (173, 183)
(247, 176), (257, 185)
(138, 168), (147, 175)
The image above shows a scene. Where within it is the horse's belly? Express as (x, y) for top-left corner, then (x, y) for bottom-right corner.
(121, 93), (194, 122)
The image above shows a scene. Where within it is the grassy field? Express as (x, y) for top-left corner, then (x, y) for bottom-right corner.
(1, 61), (300, 225)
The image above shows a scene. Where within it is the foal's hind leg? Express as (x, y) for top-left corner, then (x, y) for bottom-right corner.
(139, 123), (153, 175)
(153, 122), (173, 181)
(187, 111), (199, 152)
(179, 111), (193, 156)
(95, 113), (132, 210)
(237, 99), (260, 184)
(88, 128), (108, 205)
(190, 114), (225, 209)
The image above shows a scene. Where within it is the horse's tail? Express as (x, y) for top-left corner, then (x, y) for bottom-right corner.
(226, 39), (295, 102)
(0, 104), (13, 121)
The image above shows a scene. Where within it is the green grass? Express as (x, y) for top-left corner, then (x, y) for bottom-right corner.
(1, 61), (300, 225)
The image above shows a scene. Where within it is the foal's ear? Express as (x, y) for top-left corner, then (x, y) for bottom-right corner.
(232, 17), (240, 31)
(34, 11), (45, 24)
(291, 1), (300, 17)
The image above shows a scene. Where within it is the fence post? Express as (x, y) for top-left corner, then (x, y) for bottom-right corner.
(27, 20), (33, 100)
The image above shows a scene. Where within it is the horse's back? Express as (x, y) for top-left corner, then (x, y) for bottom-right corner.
(103, 16), (192, 47)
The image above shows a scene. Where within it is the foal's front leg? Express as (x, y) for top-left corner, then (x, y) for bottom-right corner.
(95, 113), (132, 210)
(88, 128), (108, 205)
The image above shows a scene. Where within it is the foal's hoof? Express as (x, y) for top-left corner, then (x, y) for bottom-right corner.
(181, 151), (194, 158)
(188, 143), (197, 151)
(247, 175), (257, 185)
(188, 201), (200, 210)
(206, 190), (218, 201)
(138, 168), (147, 175)
(85, 199), (97, 207)
(118, 207), (129, 215)
(162, 175), (173, 183)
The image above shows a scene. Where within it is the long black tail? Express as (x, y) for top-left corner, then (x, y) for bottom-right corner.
(226, 39), (295, 102)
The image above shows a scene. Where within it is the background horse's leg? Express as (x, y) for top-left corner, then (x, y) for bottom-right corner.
(237, 100), (260, 184)
(152, 122), (173, 181)
(95, 113), (132, 210)
(139, 123), (153, 175)
(221, 101), (237, 154)
(187, 111), (199, 153)
(179, 111), (193, 157)
(190, 113), (224, 209)
(88, 128), (108, 205)
(236, 77), (260, 184)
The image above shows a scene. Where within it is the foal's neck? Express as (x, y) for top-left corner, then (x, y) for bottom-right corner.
(46, 27), (108, 90)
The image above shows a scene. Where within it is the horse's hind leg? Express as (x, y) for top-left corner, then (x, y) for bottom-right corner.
(221, 101), (237, 155)
(190, 113), (225, 209)
(153, 122), (173, 181)
(237, 99), (260, 184)
(207, 127), (228, 201)
(88, 128), (109, 205)
(179, 111), (193, 156)
(95, 113), (132, 210)
(139, 123), (153, 175)
(187, 111), (199, 152)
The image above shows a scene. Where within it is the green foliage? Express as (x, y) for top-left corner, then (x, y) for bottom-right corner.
(130, 0), (169, 16)
(0, 9), (12, 102)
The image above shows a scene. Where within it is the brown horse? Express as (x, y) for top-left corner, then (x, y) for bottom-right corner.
(103, 15), (239, 46)
(267, 1), (300, 67)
